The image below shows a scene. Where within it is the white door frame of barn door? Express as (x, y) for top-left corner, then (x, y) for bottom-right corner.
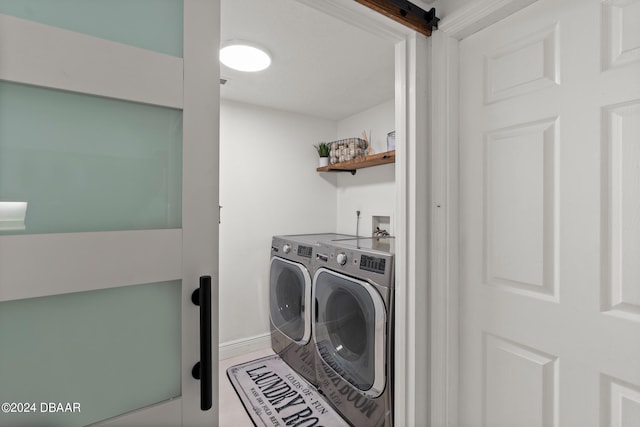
(296, 1), (429, 425)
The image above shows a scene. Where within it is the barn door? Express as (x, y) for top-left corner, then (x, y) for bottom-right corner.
(0, 2), (219, 426)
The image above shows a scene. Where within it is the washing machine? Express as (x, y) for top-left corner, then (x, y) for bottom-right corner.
(313, 237), (395, 427)
(270, 234), (354, 386)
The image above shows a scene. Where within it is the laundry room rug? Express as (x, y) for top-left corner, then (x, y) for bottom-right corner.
(227, 354), (349, 427)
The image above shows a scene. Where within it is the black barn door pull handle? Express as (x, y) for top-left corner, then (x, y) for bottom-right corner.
(191, 276), (212, 411)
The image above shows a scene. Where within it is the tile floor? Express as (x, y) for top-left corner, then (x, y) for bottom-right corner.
(218, 347), (275, 426)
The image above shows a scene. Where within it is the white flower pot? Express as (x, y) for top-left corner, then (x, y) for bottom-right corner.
(319, 157), (329, 167)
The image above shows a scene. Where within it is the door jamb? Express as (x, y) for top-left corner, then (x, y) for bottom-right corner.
(430, 0), (538, 426)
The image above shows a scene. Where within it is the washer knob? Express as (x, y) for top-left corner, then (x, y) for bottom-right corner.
(282, 244), (291, 254)
(336, 253), (348, 265)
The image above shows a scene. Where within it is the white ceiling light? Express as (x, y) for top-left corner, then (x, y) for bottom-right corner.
(220, 41), (271, 72)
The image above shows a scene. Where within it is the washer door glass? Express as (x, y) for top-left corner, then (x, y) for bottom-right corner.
(314, 269), (386, 396)
(269, 257), (311, 344)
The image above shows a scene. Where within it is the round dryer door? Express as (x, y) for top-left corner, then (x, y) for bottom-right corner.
(269, 257), (312, 344)
(313, 268), (386, 397)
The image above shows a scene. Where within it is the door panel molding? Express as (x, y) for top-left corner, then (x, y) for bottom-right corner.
(601, 99), (640, 322)
(0, 229), (182, 302)
(483, 23), (559, 104)
(483, 333), (559, 427)
(0, 13), (183, 108)
(601, 0), (640, 70)
(483, 117), (559, 302)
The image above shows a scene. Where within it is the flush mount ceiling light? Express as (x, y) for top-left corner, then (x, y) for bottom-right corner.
(219, 41), (271, 72)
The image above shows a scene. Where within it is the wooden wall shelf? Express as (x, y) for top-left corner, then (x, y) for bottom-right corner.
(316, 150), (396, 175)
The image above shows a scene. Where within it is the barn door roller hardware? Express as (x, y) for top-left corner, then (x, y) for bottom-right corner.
(355, 0), (439, 36)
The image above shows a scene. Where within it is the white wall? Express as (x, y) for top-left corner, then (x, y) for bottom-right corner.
(219, 100), (337, 346)
(219, 98), (395, 349)
(337, 98), (395, 155)
(335, 99), (396, 236)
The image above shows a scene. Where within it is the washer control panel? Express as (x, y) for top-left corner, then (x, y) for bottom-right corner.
(271, 237), (315, 263)
(297, 245), (313, 258)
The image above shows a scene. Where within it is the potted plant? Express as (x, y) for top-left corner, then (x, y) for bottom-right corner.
(314, 142), (330, 167)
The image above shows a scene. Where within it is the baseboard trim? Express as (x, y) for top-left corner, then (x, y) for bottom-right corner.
(219, 333), (271, 360)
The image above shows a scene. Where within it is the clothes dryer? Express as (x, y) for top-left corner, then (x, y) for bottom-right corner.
(313, 237), (395, 427)
(269, 234), (353, 387)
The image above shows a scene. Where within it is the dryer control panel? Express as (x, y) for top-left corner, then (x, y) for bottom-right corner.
(359, 254), (386, 274)
(314, 241), (394, 288)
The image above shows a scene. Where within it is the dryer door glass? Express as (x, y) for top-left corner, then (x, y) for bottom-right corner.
(314, 269), (386, 395)
(269, 258), (311, 343)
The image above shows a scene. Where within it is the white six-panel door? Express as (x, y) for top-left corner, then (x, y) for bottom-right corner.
(459, 0), (640, 425)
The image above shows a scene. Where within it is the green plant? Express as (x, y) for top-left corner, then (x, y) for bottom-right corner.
(314, 142), (330, 157)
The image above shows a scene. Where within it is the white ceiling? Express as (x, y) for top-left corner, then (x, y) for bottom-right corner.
(220, 0), (396, 121)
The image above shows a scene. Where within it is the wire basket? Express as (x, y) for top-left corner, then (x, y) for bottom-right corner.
(328, 138), (368, 165)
